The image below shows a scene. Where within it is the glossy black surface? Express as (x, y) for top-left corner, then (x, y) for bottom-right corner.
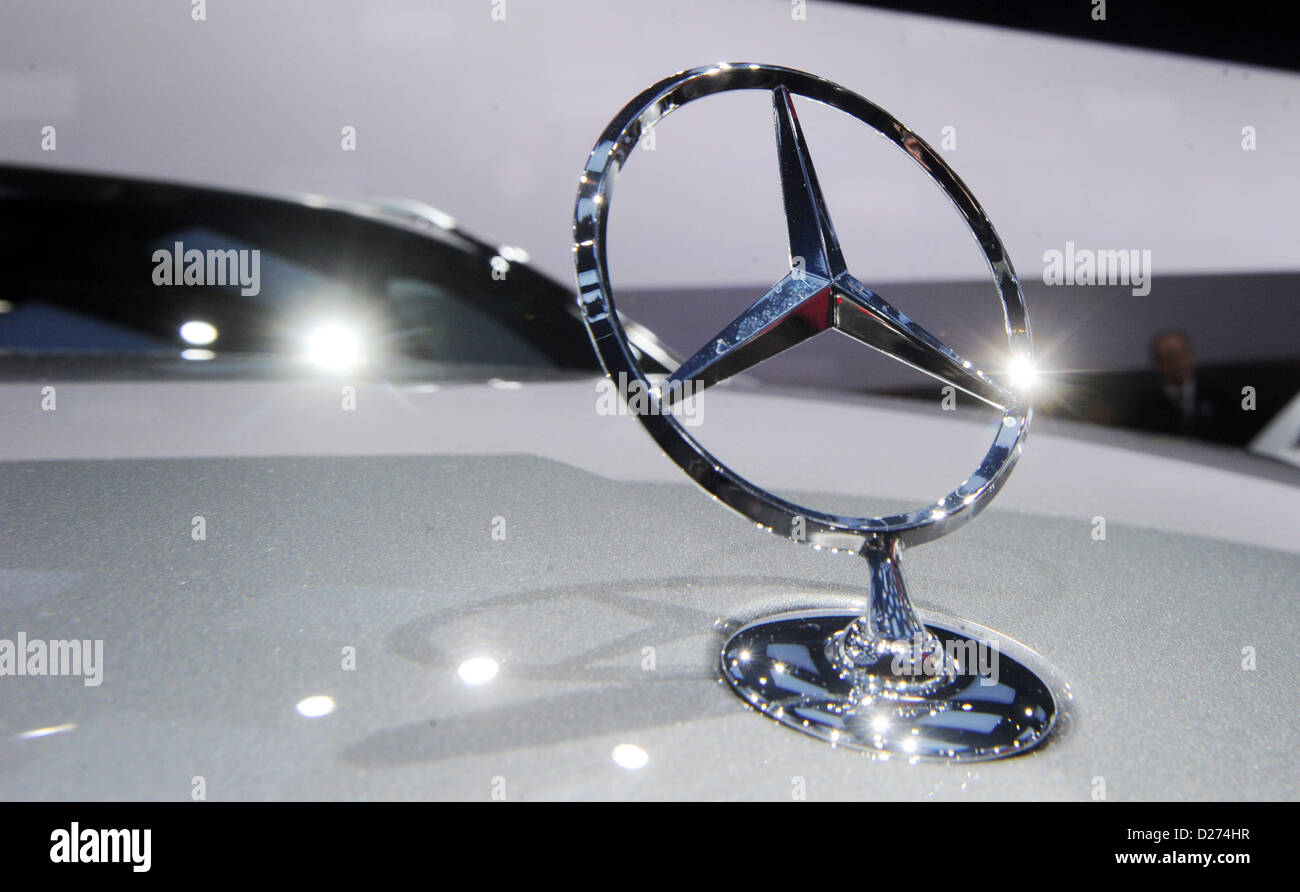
(0, 165), (604, 376)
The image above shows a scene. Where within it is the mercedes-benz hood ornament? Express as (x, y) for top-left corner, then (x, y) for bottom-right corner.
(573, 63), (1061, 762)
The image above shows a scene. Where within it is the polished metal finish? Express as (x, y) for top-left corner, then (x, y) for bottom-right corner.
(719, 611), (1058, 761)
(573, 64), (1052, 761)
(574, 64), (1030, 549)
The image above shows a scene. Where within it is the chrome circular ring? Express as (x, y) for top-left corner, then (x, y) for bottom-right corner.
(573, 63), (1032, 550)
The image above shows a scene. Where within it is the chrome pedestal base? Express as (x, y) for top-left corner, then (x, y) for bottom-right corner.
(720, 610), (1058, 762)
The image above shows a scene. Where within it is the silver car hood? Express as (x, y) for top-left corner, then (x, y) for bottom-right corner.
(1, 377), (1296, 800)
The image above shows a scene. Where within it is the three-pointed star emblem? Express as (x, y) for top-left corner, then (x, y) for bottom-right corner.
(658, 86), (1011, 412)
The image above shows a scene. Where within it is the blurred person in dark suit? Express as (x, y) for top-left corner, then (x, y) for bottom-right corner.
(1130, 330), (1235, 443)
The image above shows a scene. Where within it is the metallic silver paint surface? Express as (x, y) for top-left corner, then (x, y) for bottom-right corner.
(0, 381), (1296, 799)
(1, 379), (1295, 553)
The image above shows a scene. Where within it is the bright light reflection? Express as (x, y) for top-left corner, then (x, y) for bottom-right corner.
(181, 348), (215, 361)
(1009, 357), (1038, 390)
(425, 208), (457, 230)
(16, 723), (76, 740)
(295, 695), (336, 718)
(612, 743), (649, 770)
(179, 320), (218, 345)
(903, 737), (918, 754)
(305, 324), (364, 370)
(457, 657), (499, 685)
(872, 715), (890, 733)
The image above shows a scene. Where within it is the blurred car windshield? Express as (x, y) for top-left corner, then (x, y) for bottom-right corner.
(0, 166), (600, 380)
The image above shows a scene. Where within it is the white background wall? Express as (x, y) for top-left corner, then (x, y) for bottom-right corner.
(3, 0), (1298, 293)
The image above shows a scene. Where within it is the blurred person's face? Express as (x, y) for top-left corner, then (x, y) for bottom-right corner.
(1152, 333), (1195, 386)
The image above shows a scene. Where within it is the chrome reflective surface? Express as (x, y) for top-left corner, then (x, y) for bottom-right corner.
(573, 63), (1031, 550)
(573, 64), (1052, 761)
(720, 610), (1059, 762)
